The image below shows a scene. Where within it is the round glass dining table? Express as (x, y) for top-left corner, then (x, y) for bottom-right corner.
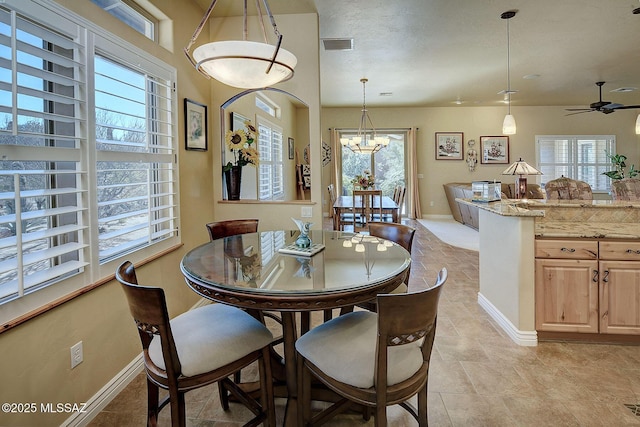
(180, 229), (411, 426)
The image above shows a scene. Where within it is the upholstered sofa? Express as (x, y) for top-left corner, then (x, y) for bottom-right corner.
(443, 182), (544, 230)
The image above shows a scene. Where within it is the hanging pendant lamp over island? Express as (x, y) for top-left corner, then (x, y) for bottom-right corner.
(501, 10), (518, 135)
(184, 0), (297, 89)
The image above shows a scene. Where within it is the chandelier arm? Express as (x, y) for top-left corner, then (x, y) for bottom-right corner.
(261, 0), (282, 38)
(184, 0), (220, 64)
(506, 17), (511, 114)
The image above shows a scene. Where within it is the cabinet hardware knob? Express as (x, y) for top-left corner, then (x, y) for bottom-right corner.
(602, 270), (609, 283)
(561, 247), (576, 253)
(592, 270), (598, 283)
(625, 249), (640, 255)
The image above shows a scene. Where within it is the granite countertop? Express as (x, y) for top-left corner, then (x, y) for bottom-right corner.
(456, 198), (640, 239)
(456, 198), (545, 217)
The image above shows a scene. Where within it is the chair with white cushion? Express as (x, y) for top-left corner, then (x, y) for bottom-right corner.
(116, 261), (275, 427)
(296, 268), (447, 427)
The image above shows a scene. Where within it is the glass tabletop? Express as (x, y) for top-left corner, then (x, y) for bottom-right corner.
(180, 230), (411, 296)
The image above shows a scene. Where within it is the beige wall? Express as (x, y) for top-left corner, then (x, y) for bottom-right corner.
(321, 106), (640, 217)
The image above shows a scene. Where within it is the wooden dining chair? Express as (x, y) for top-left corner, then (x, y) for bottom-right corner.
(328, 184), (353, 230)
(205, 219), (259, 241)
(341, 221), (416, 314)
(296, 268), (448, 427)
(352, 189), (382, 232)
(116, 261), (275, 427)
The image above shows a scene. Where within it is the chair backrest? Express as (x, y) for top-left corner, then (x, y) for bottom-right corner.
(353, 189), (382, 231)
(611, 178), (640, 201)
(375, 268), (447, 389)
(368, 221), (416, 281)
(395, 186), (406, 214)
(116, 261), (182, 379)
(368, 222), (415, 253)
(544, 176), (593, 200)
(327, 184), (337, 204)
(205, 219), (259, 241)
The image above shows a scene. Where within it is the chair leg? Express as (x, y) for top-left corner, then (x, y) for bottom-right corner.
(418, 386), (428, 427)
(169, 391), (186, 427)
(146, 378), (159, 427)
(259, 347), (276, 427)
(374, 404), (387, 427)
(298, 358), (312, 426)
(218, 381), (230, 410)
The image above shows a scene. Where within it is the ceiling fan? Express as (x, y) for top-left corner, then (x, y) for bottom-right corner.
(565, 81), (640, 116)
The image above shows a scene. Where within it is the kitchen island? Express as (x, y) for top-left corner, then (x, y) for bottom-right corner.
(457, 198), (640, 346)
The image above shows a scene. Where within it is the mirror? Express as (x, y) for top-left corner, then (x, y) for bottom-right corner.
(221, 88), (310, 201)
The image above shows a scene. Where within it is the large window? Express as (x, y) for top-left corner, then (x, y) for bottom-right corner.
(257, 117), (284, 201)
(0, 0), (178, 324)
(90, 0), (156, 41)
(536, 135), (615, 192)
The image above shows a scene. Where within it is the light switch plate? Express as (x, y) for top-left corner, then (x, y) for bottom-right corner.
(301, 206), (312, 218)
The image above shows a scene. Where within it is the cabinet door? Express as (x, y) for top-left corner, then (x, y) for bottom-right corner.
(535, 259), (599, 333)
(599, 260), (640, 335)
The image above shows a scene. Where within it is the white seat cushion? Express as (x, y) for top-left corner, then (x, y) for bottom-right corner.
(295, 311), (423, 389)
(390, 282), (407, 294)
(148, 304), (272, 377)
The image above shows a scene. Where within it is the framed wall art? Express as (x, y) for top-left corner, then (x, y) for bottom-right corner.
(435, 132), (464, 160)
(480, 136), (509, 164)
(184, 98), (208, 151)
(288, 137), (295, 160)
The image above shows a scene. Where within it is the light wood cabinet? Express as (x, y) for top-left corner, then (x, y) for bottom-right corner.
(535, 240), (599, 333)
(535, 238), (640, 336)
(599, 240), (640, 335)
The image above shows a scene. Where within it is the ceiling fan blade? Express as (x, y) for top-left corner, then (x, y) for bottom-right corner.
(606, 104), (640, 110)
(602, 103), (624, 109)
(565, 108), (593, 111)
(565, 110), (594, 116)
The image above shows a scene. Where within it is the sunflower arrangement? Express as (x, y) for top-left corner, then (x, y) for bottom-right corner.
(223, 120), (260, 172)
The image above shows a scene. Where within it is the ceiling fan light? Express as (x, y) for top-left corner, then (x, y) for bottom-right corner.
(193, 41), (296, 89)
(636, 113), (640, 134)
(503, 114), (517, 135)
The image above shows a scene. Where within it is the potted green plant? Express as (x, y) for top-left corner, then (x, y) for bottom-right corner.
(602, 151), (638, 180)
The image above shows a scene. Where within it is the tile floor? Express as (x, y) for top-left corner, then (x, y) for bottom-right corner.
(89, 219), (640, 426)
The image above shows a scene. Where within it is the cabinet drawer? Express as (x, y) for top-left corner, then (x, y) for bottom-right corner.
(535, 240), (598, 259)
(599, 241), (640, 260)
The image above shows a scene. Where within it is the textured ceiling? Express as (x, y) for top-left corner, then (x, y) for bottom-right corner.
(195, 0), (640, 110)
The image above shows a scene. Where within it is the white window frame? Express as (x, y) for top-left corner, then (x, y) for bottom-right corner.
(0, 0), (179, 326)
(90, 0), (157, 41)
(536, 135), (615, 193)
(256, 116), (284, 201)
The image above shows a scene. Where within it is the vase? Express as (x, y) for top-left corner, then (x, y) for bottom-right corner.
(224, 166), (242, 200)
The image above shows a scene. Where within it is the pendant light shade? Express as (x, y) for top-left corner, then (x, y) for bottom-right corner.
(192, 40), (296, 89)
(185, 0), (297, 89)
(503, 114), (517, 135)
(635, 113), (640, 134)
(501, 10), (517, 135)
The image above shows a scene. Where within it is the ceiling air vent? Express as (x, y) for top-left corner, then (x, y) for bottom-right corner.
(322, 38), (354, 51)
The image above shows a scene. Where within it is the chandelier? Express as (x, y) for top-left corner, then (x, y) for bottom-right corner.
(184, 0), (297, 89)
(340, 78), (390, 154)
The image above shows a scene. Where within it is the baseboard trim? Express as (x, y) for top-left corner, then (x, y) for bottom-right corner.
(477, 292), (538, 347)
(62, 355), (144, 427)
(421, 214), (454, 220)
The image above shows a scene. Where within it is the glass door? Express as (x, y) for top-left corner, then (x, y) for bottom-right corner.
(340, 131), (407, 215)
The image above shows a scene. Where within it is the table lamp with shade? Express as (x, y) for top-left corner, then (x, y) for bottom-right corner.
(502, 158), (542, 199)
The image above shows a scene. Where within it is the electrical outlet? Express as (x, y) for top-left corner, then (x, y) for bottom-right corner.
(70, 341), (83, 369)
